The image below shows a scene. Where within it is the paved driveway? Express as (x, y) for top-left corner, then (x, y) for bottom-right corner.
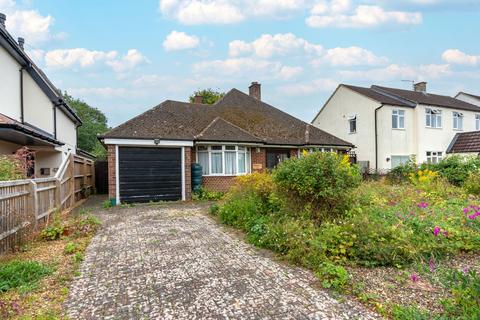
(66, 203), (379, 319)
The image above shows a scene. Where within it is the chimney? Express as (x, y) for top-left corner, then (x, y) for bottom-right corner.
(414, 81), (427, 93)
(194, 94), (203, 104)
(0, 13), (6, 28)
(18, 37), (24, 50)
(249, 82), (261, 100)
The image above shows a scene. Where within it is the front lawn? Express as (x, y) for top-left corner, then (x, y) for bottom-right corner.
(210, 153), (480, 319)
(0, 207), (101, 319)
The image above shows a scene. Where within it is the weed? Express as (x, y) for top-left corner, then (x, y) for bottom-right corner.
(0, 260), (52, 293)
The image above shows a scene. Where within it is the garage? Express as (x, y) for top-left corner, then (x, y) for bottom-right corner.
(118, 147), (182, 203)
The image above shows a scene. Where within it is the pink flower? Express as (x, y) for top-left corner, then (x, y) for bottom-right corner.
(463, 207), (470, 214)
(411, 273), (419, 282)
(417, 201), (429, 209)
(429, 259), (436, 273)
(433, 226), (441, 236)
(443, 230), (449, 237)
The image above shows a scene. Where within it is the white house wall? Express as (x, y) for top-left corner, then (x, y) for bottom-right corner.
(23, 72), (55, 134)
(312, 86), (380, 169)
(0, 45), (21, 120)
(456, 93), (480, 107)
(56, 109), (77, 153)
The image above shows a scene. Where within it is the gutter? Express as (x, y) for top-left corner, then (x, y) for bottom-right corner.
(374, 104), (384, 171)
(19, 67), (24, 123)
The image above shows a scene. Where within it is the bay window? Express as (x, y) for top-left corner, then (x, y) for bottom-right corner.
(196, 145), (251, 176)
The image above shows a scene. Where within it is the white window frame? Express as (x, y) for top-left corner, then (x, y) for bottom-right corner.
(392, 109), (405, 129)
(348, 115), (357, 134)
(453, 111), (464, 130)
(426, 108), (442, 129)
(426, 151), (443, 164)
(391, 155), (410, 168)
(196, 145), (251, 176)
(476, 114), (480, 131)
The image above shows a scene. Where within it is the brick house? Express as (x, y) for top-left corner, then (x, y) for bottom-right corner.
(100, 82), (353, 204)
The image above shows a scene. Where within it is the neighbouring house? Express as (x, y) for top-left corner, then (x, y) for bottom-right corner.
(0, 12), (82, 178)
(312, 82), (480, 172)
(447, 131), (480, 156)
(100, 82), (353, 203)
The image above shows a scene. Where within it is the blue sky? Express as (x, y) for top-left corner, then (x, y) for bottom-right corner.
(1, 0), (479, 127)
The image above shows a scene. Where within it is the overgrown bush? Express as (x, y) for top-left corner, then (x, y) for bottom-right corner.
(421, 155), (480, 186)
(272, 152), (361, 220)
(386, 158), (417, 184)
(0, 156), (24, 181)
(464, 171), (480, 195)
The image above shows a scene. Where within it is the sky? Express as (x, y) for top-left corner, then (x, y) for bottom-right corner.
(1, 0), (479, 127)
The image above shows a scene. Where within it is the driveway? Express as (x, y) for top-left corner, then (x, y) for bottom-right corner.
(66, 203), (379, 319)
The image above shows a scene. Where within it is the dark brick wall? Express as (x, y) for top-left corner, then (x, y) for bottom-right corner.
(251, 147), (266, 172)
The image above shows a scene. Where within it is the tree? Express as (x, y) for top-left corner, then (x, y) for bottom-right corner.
(189, 88), (225, 105)
(63, 93), (109, 159)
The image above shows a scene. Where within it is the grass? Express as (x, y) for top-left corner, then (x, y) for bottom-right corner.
(0, 205), (101, 319)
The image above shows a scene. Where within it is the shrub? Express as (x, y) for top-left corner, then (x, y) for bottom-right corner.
(192, 187), (224, 201)
(102, 200), (113, 209)
(272, 152), (361, 220)
(421, 155), (480, 186)
(316, 262), (349, 289)
(40, 224), (64, 241)
(64, 242), (77, 254)
(0, 260), (52, 292)
(441, 269), (480, 319)
(409, 169), (439, 190)
(0, 156), (24, 181)
(386, 158), (417, 184)
(234, 172), (275, 201)
(464, 171), (480, 195)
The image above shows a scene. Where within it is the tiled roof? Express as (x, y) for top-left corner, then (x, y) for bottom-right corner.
(447, 131), (480, 154)
(343, 85), (414, 107)
(0, 113), (63, 145)
(372, 86), (480, 112)
(103, 89), (353, 147)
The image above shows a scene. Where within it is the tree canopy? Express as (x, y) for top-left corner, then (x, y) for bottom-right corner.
(63, 93), (109, 159)
(189, 89), (225, 105)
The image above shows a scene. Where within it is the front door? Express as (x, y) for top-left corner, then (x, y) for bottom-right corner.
(266, 149), (290, 169)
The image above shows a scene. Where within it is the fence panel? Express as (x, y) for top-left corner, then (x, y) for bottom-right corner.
(0, 153), (95, 255)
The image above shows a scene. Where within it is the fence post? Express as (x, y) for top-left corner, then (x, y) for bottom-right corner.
(83, 158), (87, 199)
(29, 180), (38, 230)
(70, 153), (75, 208)
(91, 160), (96, 195)
(54, 178), (61, 210)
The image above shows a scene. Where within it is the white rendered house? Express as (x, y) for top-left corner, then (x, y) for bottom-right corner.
(312, 82), (480, 171)
(0, 13), (82, 178)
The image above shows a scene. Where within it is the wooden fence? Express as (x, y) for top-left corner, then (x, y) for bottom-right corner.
(0, 153), (94, 254)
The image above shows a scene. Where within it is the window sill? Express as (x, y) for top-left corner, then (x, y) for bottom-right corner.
(392, 128), (406, 131)
(453, 129), (464, 131)
(348, 132), (357, 135)
(425, 127), (443, 130)
(202, 173), (250, 177)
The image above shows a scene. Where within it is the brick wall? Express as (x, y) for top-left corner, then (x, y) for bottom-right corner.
(251, 147), (266, 172)
(184, 147), (192, 200)
(202, 176), (237, 192)
(290, 148), (299, 158)
(107, 145), (116, 200)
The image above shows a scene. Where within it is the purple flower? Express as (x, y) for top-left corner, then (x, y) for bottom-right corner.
(463, 267), (471, 274)
(411, 273), (419, 282)
(463, 207), (470, 214)
(417, 201), (429, 209)
(468, 212), (480, 220)
(433, 226), (441, 236)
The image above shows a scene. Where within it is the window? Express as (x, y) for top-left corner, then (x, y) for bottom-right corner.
(426, 108), (442, 128)
(453, 112), (464, 130)
(196, 145), (251, 176)
(476, 114), (480, 131)
(392, 110), (405, 129)
(426, 151), (443, 164)
(391, 155), (410, 168)
(348, 115), (357, 134)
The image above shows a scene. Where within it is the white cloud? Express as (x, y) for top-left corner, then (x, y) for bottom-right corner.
(106, 49), (149, 72)
(163, 30), (200, 51)
(193, 57), (302, 80)
(45, 48), (148, 72)
(229, 33), (323, 58)
(158, 0), (308, 25)
(0, 1), (65, 45)
(277, 78), (339, 96)
(306, 1), (422, 28)
(314, 46), (388, 66)
(442, 49), (480, 66)
(340, 63), (451, 81)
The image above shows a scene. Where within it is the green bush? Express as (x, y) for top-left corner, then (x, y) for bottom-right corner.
(0, 260), (52, 292)
(40, 224), (64, 241)
(272, 152), (361, 220)
(386, 158), (417, 184)
(421, 155), (480, 186)
(441, 269), (480, 319)
(464, 171), (480, 195)
(64, 242), (77, 254)
(192, 187), (224, 201)
(0, 156), (25, 181)
(316, 262), (349, 289)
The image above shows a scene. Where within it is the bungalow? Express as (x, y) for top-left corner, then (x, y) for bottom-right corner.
(100, 82), (353, 203)
(0, 12), (82, 178)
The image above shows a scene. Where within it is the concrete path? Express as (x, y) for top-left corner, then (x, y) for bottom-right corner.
(66, 203), (379, 319)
